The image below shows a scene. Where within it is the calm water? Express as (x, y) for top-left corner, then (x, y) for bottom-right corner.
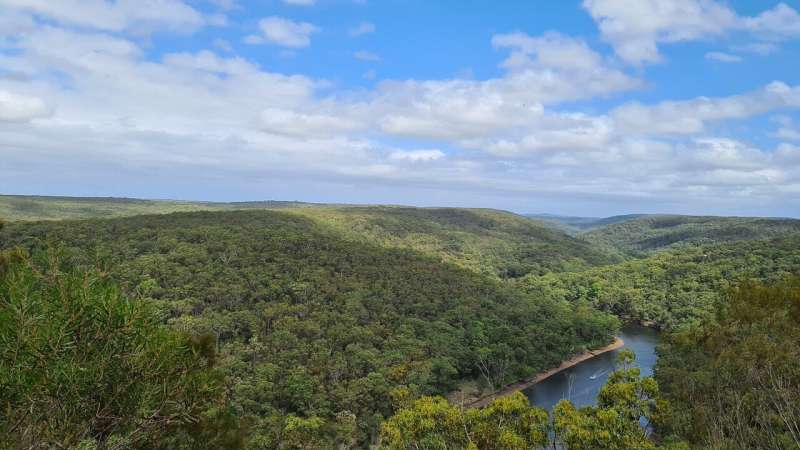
(524, 324), (660, 411)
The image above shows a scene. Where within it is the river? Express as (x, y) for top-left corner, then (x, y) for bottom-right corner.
(523, 324), (660, 411)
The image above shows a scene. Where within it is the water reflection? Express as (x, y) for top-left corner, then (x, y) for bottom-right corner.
(524, 324), (659, 412)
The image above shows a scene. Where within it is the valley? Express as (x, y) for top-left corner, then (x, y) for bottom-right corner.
(2, 195), (800, 448)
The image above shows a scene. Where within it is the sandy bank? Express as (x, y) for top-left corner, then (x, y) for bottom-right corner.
(462, 337), (625, 409)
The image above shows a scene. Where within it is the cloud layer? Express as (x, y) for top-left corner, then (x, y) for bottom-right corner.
(1, 0), (799, 215)
(583, 0), (800, 64)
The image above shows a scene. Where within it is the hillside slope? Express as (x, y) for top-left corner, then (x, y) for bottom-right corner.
(0, 195), (623, 278)
(526, 214), (647, 234)
(0, 210), (618, 447)
(520, 234), (800, 329)
(0, 194), (316, 221)
(293, 207), (622, 278)
(583, 215), (800, 256)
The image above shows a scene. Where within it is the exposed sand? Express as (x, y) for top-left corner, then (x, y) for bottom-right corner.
(461, 337), (625, 409)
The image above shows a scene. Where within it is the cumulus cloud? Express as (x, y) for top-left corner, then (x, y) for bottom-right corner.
(1, 0), (208, 34)
(775, 143), (800, 164)
(583, 0), (800, 64)
(742, 3), (800, 39)
(260, 108), (363, 138)
(773, 116), (800, 141)
(0, 90), (51, 122)
(493, 31), (620, 72)
(389, 149), (445, 162)
(0, 7), (798, 213)
(253, 16), (319, 48)
(612, 82), (800, 135)
(367, 32), (639, 144)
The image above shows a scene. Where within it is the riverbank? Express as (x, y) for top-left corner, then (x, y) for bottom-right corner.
(459, 337), (625, 409)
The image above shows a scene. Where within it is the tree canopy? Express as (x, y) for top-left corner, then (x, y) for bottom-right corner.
(0, 250), (243, 449)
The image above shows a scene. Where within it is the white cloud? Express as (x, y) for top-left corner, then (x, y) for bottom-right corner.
(479, 113), (615, 157)
(354, 50), (380, 61)
(742, 3), (800, 39)
(583, 0), (800, 64)
(0, 15), (796, 213)
(775, 143), (800, 164)
(612, 82), (800, 135)
(1, 0), (208, 34)
(349, 22), (375, 37)
(254, 16), (319, 48)
(705, 51), (741, 63)
(493, 31), (617, 72)
(389, 149), (445, 162)
(0, 90), (51, 122)
(773, 116), (800, 141)
(583, 0), (736, 64)
(368, 31), (639, 144)
(260, 107), (363, 138)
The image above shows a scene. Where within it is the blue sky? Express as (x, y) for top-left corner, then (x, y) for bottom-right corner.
(1, 0), (800, 216)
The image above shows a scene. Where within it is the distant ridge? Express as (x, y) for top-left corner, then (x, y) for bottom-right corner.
(582, 214), (800, 256)
(526, 213), (649, 234)
(0, 194), (322, 222)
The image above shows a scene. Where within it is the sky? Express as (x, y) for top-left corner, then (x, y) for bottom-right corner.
(1, 0), (800, 217)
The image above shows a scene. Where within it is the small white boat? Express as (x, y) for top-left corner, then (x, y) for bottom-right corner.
(589, 369), (607, 380)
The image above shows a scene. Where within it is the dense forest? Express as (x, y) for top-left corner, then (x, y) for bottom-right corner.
(2, 197), (800, 448)
(520, 235), (800, 329)
(582, 214), (800, 257)
(654, 277), (800, 450)
(0, 195), (317, 222)
(0, 210), (617, 448)
(291, 206), (622, 278)
(526, 213), (649, 234)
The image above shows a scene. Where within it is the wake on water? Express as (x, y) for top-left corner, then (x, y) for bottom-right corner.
(589, 368), (608, 380)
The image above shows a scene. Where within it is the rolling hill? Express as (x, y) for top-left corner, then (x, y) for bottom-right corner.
(582, 214), (800, 256)
(292, 207), (623, 278)
(0, 195), (623, 278)
(0, 209), (618, 447)
(0, 194), (316, 221)
(525, 213), (648, 234)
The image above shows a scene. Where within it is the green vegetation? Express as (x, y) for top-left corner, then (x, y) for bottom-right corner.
(0, 194), (315, 222)
(656, 277), (800, 450)
(526, 213), (648, 234)
(293, 206), (622, 278)
(1, 196), (622, 279)
(380, 350), (685, 449)
(379, 392), (549, 449)
(0, 210), (618, 448)
(583, 214), (800, 256)
(3, 198), (800, 449)
(0, 250), (242, 449)
(519, 235), (800, 329)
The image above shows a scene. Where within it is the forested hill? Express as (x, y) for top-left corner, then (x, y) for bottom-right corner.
(0, 195), (623, 279)
(520, 234), (800, 329)
(582, 214), (800, 256)
(526, 213), (648, 234)
(292, 207), (622, 278)
(0, 194), (318, 221)
(0, 210), (618, 447)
